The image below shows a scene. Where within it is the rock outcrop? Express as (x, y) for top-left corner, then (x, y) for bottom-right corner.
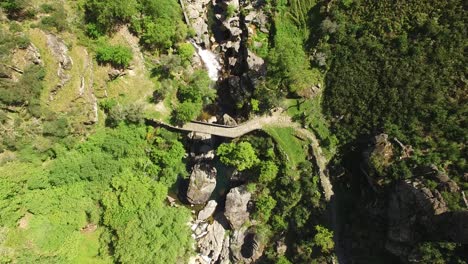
(224, 185), (252, 229)
(198, 200), (218, 221)
(185, 0), (211, 47)
(230, 226), (264, 264)
(46, 33), (73, 98)
(187, 163), (217, 205)
(26, 43), (42, 65)
(386, 177), (468, 261)
(222, 113), (237, 126)
(197, 216), (229, 263)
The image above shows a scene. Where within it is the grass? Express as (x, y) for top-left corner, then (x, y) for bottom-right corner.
(282, 95), (337, 159)
(264, 126), (309, 174)
(248, 30), (269, 58)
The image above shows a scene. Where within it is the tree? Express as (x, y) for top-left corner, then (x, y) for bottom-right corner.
(259, 161), (278, 183)
(313, 225), (334, 253)
(217, 142), (260, 171)
(171, 101), (201, 125)
(84, 0), (138, 33)
(177, 42), (194, 65)
(102, 171), (192, 264)
(255, 193), (277, 221)
(96, 43), (133, 68)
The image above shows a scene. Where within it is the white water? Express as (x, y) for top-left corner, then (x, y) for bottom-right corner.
(190, 41), (221, 81)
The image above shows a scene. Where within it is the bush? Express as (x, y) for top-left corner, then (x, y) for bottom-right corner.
(217, 142), (260, 171)
(40, 7), (68, 32)
(177, 42), (194, 65)
(84, 0), (138, 33)
(106, 103), (145, 127)
(43, 118), (70, 138)
(171, 101), (201, 125)
(226, 4), (236, 18)
(96, 43), (133, 68)
(0, 0), (30, 20)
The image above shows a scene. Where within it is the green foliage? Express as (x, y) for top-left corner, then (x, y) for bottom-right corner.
(171, 101), (201, 125)
(0, 124), (190, 262)
(39, 3), (68, 32)
(101, 171), (191, 263)
(0, 64), (45, 117)
(43, 117), (70, 138)
(129, 0), (187, 50)
(217, 142), (260, 171)
(84, 0), (139, 33)
(177, 70), (214, 105)
(313, 225), (334, 253)
(324, 0), (466, 175)
(226, 4), (236, 18)
(417, 242), (466, 264)
(276, 256), (293, 264)
(259, 161), (278, 183)
(255, 193), (277, 222)
(171, 70), (214, 125)
(0, 0), (31, 20)
(105, 103), (145, 127)
(265, 0), (323, 96)
(177, 42), (195, 65)
(95, 43), (133, 68)
(249, 31), (269, 58)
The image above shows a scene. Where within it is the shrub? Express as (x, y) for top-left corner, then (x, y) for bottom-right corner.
(177, 43), (195, 65)
(217, 142), (260, 171)
(40, 4), (68, 32)
(171, 101), (201, 125)
(96, 43), (132, 68)
(43, 117), (70, 138)
(226, 4), (236, 18)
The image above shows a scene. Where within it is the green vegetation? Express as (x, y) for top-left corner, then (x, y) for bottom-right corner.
(0, 0), (34, 20)
(0, 124), (192, 262)
(177, 42), (195, 65)
(170, 69), (214, 124)
(217, 141), (259, 171)
(284, 98), (337, 158)
(0, 64), (45, 118)
(264, 127), (308, 172)
(39, 3), (68, 32)
(83, 0), (187, 50)
(323, 0), (466, 178)
(313, 225), (334, 253)
(226, 4), (236, 18)
(249, 31), (269, 58)
(95, 43), (133, 68)
(237, 131), (327, 263)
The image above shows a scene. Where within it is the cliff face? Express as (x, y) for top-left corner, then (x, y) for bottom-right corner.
(333, 134), (468, 263)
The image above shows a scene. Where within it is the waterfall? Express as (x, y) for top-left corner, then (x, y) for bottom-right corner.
(190, 40), (221, 81)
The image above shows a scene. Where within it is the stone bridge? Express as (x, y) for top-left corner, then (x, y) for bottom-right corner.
(149, 110), (334, 201)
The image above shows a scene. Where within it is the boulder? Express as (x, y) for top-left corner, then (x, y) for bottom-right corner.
(246, 49), (265, 74)
(197, 217), (227, 263)
(108, 69), (126, 80)
(224, 185), (252, 229)
(198, 200), (218, 221)
(187, 163), (217, 205)
(386, 178), (449, 258)
(218, 233), (231, 264)
(189, 131), (212, 142)
(46, 33), (73, 95)
(185, 0), (211, 47)
(26, 43), (42, 65)
(230, 227), (264, 263)
(222, 114), (237, 126)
